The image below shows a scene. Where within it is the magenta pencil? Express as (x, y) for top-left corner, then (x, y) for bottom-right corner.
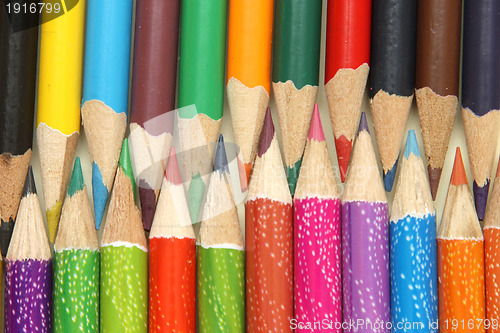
(294, 105), (341, 332)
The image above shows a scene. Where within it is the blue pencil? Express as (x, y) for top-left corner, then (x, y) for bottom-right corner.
(389, 130), (438, 332)
(82, 0), (134, 228)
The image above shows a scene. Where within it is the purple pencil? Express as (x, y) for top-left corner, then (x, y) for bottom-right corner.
(5, 167), (52, 332)
(342, 113), (390, 333)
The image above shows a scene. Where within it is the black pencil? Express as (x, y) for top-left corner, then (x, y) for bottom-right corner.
(0, 6), (39, 256)
(369, 0), (418, 191)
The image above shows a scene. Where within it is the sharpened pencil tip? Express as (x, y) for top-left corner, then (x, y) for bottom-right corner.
(357, 112), (370, 135)
(92, 162), (108, 229)
(473, 181), (489, 221)
(383, 158), (398, 192)
(450, 147), (467, 186)
(22, 166), (36, 197)
(308, 104), (325, 141)
(68, 157), (84, 197)
(214, 135), (229, 174)
(166, 146), (182, 186)
(404, 130), (421, 159)
(258, 108), (275, 157)
(428, 166), (442, 201)
(335, 136), (352, 183)
(119, 138), (136, 194)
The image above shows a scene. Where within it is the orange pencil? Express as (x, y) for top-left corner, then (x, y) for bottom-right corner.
(149, 147), (196, 332)
(227, 0), (274, 183)
(485, 157), (500, 333)
(438, 147), (485, 333)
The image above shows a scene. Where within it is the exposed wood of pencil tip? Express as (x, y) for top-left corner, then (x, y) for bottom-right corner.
(149, 175), (195, 240)
(273, 80), (318, 167)
(325, 64), (369, 141)
(36, 122), (79, 210)
(342, 127), (387, 203)
(7, 183), (51, 261)
(391, 151), (434, 223)
(484, 158), (500, 228)
(439, 149), (482, 239)
(416, 86), (457, 195)
(370, 90), (413, 172)
(247, 135), (291, 204)
(199, 176), (243, 248)
(101, 168), (147, 249)
(294, 136), (339, 200)
(177, 113), (220, 183)
(54, 186), (98, 251)
(81, 99), (127, 189)
(462, 107), (500, 186)
(227, 77), (269, 165)
(129, 122), (172, 190)
(0, 150), (31, 222)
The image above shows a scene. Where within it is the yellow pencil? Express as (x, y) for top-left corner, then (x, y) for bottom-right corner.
(37, 1), (85, 242)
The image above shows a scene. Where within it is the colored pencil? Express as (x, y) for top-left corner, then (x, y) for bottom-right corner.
(178, 0), (228, 224)
(227, 0), (274, 182)
(390, 130), (438, 331)
(325, 0), (371, 182)
(82, 0), (133, 228)
(197, 135), (245, 332)
(53, 157), (99, 332)
(246, 108), (293, 332)
(149, 146), (196, 332)
(294, 105), (341, 328)
(415, 0), (462, 200)
(37, 0), (85, 242)
(484, 157), (500, 333)
(100, 139), (147, 332)
(5, 167), (52, 332)
(369, 0), (418, 191)
(272, 0), (322, 195)
(438, 147), (485, 333)
(342, 112), (389, 331)
(461, 0), (500, 220)
(0, 7), (38, 256)
(129, 0), (180, 231)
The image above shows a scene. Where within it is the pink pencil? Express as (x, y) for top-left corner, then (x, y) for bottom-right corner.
(294, 104), (342, 332)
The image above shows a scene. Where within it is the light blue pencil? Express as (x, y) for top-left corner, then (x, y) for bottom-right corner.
(390, 130), (438, 332)
(82, 0), (134, 228)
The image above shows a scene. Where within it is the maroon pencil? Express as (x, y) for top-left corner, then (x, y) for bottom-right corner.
(129, 0), (180, 231)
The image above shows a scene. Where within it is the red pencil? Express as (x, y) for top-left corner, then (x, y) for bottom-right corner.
(325, 0), (371, 181)
(246, 108), (293, 332)
(149, 147), (196, 332)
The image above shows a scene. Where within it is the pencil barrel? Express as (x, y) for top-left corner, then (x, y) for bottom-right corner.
(197, 246), (245, 332)
(438, 239), (485, 333)
(294, 197), (342, 331)
(390, 215), (438, 332)
(485, 228), (500, 333)
(178, 0), (227, 121)
(325, 0), (371, 81)
(149, 237), (196, 332)
(53, 249), (99, 333)
(342, 201), (390, 333)
(272, 0), (322, 88)
(5, 259), (53, 332)
(100, 245), (148, 333)
(246, 198), (293, 332)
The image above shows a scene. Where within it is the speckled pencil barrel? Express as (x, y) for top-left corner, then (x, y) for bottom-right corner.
(5, 259), (52, 332)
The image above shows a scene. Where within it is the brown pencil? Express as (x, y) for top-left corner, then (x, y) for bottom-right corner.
(415, 0), (462, 200)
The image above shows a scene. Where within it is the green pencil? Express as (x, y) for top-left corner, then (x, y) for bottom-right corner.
(53, 157), (99, 332)
(100, 139), (147, 332)
(197, 135), (245, 332)
(272, 0), (323, 195)
(177, 0), (228, 224)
